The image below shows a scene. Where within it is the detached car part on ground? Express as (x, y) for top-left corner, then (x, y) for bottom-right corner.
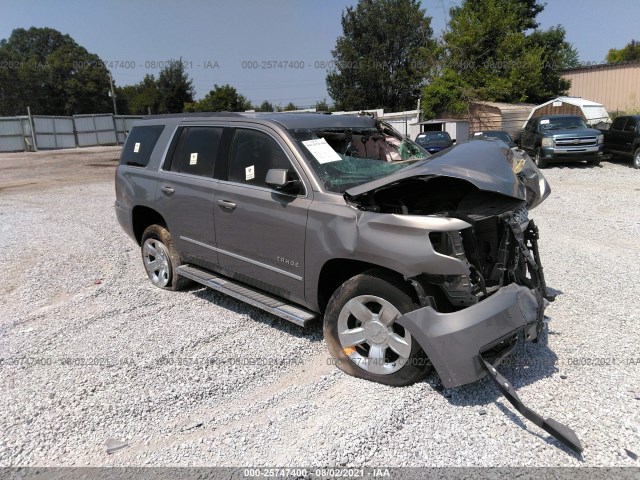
(115, 112), (581, 452)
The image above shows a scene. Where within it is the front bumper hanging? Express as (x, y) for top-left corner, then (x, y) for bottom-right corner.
(480, 356), (583, 453)
(397, 213), (582, 452)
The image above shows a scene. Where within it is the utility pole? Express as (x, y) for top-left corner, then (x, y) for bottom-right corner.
(109, 72), (118, 116)
(26, 106), (37, 152)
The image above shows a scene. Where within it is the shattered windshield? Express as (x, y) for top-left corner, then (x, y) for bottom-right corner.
(289, 122), (429, 193)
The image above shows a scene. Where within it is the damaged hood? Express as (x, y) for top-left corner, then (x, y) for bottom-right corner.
(345, 140), (550, 209)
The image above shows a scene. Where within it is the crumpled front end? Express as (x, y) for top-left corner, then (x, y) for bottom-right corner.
(398, 210), (551, 389)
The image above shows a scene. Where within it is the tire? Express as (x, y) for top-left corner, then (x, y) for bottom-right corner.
(587, 158), (601, 167)
(140, 224), (191, 291)
(323, 270), (432, 387)
(534, 148), (547, 168)
(634, 148), (640, 169)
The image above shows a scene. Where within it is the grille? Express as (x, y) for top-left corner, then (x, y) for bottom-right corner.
(555, 137), (598, 147)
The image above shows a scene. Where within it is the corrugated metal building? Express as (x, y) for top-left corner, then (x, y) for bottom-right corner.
(561, 62), (640, 113)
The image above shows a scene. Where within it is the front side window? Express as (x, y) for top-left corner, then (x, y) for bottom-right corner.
(624, 118), (637, 132)
(228, 129), (293, 188)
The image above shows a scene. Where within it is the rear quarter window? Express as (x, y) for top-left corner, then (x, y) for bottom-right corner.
(120, 125), (165, 167)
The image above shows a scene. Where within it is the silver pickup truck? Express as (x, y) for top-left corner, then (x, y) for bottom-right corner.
(520, 114), (604, 168)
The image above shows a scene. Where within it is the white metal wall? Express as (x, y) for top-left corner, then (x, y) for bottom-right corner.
(33, 116), (75, 149)
(0, 114), (144, 151)
(0, 116), (31, 152)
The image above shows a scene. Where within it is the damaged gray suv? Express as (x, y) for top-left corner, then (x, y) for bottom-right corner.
(115, 112), (553, 390)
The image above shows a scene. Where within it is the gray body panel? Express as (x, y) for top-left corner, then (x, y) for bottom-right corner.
(213, 179), (310, 304)
(397, 283), (539, 388)
(156, 173), (219, 268)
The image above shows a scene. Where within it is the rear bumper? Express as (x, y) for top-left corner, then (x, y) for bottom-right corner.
(397, 283), (541, 388)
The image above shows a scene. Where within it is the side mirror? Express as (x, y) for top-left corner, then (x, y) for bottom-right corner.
(265, 169), (301, 195)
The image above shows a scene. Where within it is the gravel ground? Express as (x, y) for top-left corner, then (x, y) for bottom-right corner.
(0, 149), (639, 467)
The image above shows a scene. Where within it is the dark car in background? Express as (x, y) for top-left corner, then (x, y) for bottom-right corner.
(519, 114), (603, 168)
(414, 131), (455, 154)
(601, 115), (640, 169)
(470, 130), (517, 149)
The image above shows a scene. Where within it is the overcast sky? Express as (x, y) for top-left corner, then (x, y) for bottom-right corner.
(1, 0), (637, 107)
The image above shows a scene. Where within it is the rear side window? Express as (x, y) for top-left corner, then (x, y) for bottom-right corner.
(167, 126), (223, 177)
(228, 129), (292, 188)
(624, 118), (637, 132)
(120, 125), (165, 167)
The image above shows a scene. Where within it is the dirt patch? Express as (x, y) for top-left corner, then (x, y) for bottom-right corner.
(0, 146), (122, 193)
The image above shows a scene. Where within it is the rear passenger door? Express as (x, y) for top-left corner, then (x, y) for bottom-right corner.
(213, 126), (311, 305)
(156, 125), (226, 270)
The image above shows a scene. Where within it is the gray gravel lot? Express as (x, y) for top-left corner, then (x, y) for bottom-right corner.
(0, 149), (639, 467)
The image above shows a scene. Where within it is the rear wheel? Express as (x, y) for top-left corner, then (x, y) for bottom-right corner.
(634, 148), (640, 169)
(141, 225), (191, 291)
(323, 271), (432, 386)
(534, 148), (547, 168)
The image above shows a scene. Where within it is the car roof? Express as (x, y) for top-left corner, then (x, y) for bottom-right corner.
(142, 112), (377, 129)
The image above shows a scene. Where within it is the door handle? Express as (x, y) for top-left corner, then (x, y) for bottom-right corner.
(160, 185), (175, 196)
(217, 199), (237, 210)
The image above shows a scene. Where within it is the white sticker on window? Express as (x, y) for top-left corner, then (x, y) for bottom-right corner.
(134, 142), (140, 153)
(540, 119), (550, 125)
(190, 152), (198, 165)
(552, 101), (562, 107)
(302, 138), (341, 164)
(245, 165), (255, 180)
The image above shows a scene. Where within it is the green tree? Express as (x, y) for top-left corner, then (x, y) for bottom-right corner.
(157, 59), (195, 113)
(0, 27), (111, 115)
(422, 0), (576, 118)
(115, 74), (162, 115)
(326, 0), (435, 112)
(256, 100), (274, 112)
(314, 98), (331, 111)
(606, 40), (640, 63)
(524, 26), (578, 102)
(283, 102), (298, 111)
(184, 84), (251, 112)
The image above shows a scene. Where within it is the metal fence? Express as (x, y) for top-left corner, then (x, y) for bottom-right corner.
(0, 114), (144, 152)
(0, 116), (32, 152)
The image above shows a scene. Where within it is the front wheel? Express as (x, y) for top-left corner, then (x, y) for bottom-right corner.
(140, 225), (191, 291)
(534, 148), (547, 168)
(633, 148), (640, 169)
(587, 158), (601, 167)
(323, 271), (432, 386)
